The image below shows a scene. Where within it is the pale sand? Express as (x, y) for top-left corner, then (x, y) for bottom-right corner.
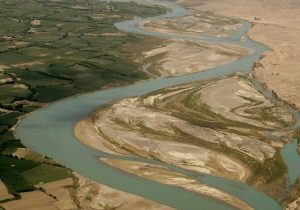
(74, 120), (129, 155)
(285, 198), (300, 210)
(13, 84), (28, 89)
(140, 40), (248, 77)
(74, 173), (173, 210)
(75, 77), (286, 181)
(101, 158), (253, 210)
(76, 114), (250, 180)
(178, 0), (300, 109)
(0, 65), (9, 72)
(0, 180), (13, 201)
(74, 75), (295, 181)
(177, 0), (300, 207)
(31, 19), (41, 26)
(200, 76), (293, 129)
(11, 61), (44, 68)
(11, 147), (28, 158)
(140, 13), (243, 37)
(0, 77), (13, 84)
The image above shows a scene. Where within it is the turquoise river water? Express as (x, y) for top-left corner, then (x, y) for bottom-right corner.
(16, 0), (300, 209)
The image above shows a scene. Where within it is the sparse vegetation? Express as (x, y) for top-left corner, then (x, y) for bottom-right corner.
(88, 75), (292, 195)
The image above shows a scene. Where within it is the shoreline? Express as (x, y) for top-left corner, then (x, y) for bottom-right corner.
(177, 0), (300, 110)
(13, 0), (296, 210)
(71, 2), (290, 208)
(100, 158), (254, 210)
(73, 72), (294, 204)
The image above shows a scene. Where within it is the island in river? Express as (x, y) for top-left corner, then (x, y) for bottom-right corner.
(1, 0), (300, 209)
(74, 0), (300, 209)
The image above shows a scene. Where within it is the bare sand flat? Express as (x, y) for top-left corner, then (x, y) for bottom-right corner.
(75, 75), (292, 185)
(11, 61), (44, 68)
(140, 41), (248, 77)
(74, 173), (173, 210)
(0, 65), (9, 72)
(101, 158), (253, 210)
(140, 13), (242, 37)
(178, 0), (300, 109)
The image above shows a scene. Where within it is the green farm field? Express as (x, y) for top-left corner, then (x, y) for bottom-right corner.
(0, 0), (167, 201)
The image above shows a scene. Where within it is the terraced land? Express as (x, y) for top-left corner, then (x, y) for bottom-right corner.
(0, 0), (167, 207)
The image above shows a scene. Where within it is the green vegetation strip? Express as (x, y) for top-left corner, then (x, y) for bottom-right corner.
(0, 0), (167, 198)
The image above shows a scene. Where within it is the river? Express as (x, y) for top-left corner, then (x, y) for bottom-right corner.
(16, 0), (300, 209)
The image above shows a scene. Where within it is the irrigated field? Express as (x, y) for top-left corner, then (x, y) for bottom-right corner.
(0, 0), (167, 207)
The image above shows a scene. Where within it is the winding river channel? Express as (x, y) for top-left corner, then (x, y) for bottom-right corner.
(16, 0), (300, 209)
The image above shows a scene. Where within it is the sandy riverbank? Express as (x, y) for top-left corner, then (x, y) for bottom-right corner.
(73, 173), (173, 210)
(132, 39), (249, 77)
(73, 1), (300, 208)
(101, 158), (253, 210)
(176, 1), (300, 207)
(139, 12), (242, 38)
(177, 0), (300, 109)
(75, 75), (292, 193)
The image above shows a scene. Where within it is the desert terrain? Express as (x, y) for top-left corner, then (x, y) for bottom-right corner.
(177, 0), (300, 109)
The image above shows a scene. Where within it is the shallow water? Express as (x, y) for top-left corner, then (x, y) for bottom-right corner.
(16, 0), (300, 209)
